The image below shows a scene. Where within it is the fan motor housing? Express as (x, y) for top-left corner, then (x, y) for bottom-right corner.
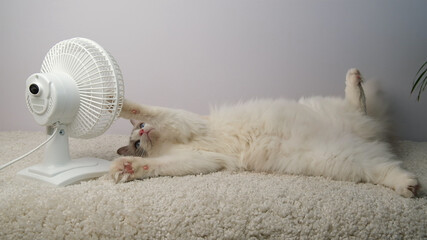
(24, 37), (124, 138)
(26, 73), (80, 126)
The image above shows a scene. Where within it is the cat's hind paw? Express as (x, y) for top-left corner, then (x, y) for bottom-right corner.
(407, 184), (421, 197)
(395, 178), (421, 198)
(345, 68), (367, 114)
(346, 68), (363, 87)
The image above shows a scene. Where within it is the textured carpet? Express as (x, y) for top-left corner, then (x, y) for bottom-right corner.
(0, 131), (426, 239)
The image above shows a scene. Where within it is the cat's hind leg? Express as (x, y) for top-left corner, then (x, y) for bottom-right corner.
(366, 159), (420, 198)
(304, 137), (420, 197)
(345, 139), (420, 197)
(345, 68), (367, 114)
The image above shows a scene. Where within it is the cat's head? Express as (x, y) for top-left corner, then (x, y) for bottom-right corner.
(117, 119), (160, 157)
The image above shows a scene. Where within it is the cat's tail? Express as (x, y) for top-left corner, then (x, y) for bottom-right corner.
(363, 80), (390, 122)
(363, 80), (396, 143)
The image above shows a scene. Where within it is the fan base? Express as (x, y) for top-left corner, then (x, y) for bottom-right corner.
(18, 157), (110, 186)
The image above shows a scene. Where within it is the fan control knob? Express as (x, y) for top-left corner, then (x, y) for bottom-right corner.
(25, 74), (50, 118)
(29, 83), (40, 95)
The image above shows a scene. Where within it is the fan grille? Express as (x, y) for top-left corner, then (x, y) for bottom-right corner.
(41, 38), (124, 138)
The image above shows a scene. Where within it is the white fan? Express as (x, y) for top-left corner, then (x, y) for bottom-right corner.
(18, 37), (124, 186)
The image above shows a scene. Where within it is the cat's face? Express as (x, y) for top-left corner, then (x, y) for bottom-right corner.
(117, 119), (159, 157)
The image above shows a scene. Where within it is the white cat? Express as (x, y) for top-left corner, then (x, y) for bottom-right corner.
(111, 68), (420, 198)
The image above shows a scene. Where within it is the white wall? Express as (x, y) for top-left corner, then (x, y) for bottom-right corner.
(1, 0), (426, 141)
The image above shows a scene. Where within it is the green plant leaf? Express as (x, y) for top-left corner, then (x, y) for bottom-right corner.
(422, 75), (427, 91)
(416, 73), (427, 101)
(411, 61), (427, 101)
(411, 69), (425, 93)
(415, 61), (427, 75)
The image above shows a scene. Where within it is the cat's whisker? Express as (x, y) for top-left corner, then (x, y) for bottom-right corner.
(135, 147), (146, 157)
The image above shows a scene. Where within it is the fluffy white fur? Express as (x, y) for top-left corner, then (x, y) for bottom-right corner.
(111, 69), (419, 197)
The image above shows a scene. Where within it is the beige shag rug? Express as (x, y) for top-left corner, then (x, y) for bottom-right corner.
(0, 131), (426, 239)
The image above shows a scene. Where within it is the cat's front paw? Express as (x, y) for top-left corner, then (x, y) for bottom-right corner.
(346, 68), (363, 87)
(119, 99), (141, 118)
(110, 157), (136, 183)
(110, 157), (153, 183)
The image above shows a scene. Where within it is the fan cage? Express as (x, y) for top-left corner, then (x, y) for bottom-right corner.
(41, 38), (124, 138)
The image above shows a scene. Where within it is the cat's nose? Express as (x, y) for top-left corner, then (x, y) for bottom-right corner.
(139, 129), (145, 136)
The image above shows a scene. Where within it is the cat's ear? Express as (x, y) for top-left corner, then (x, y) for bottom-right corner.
(117, 146), (130, 156)
(130, 119), (138, 126)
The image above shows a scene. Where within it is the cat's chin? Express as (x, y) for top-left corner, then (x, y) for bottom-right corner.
(145, 129), (155, 141)
(140, 132), (155, 150)
(145, 128), (154, 136)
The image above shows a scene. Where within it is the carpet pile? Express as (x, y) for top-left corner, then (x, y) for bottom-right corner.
(0, 131), (425, 239)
